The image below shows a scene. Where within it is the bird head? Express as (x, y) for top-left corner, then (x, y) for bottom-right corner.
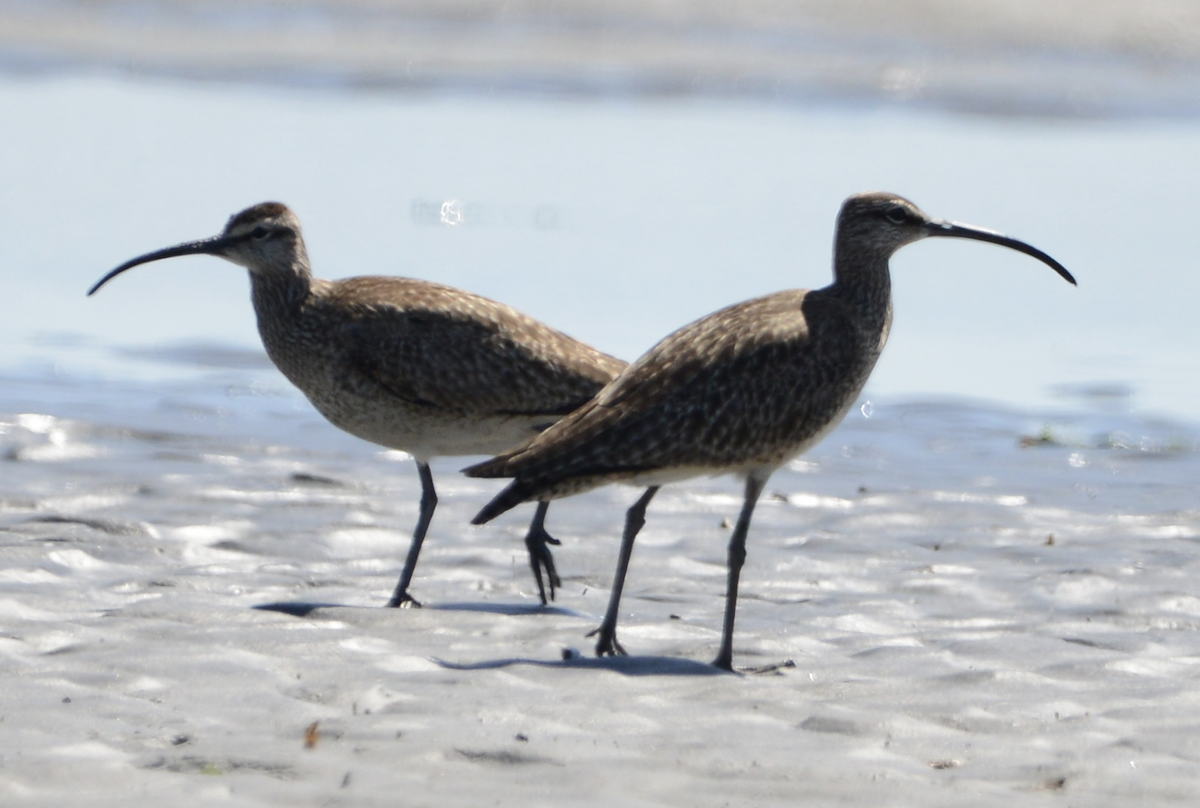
(87, 202), (310, 296)
(835, 192), (1075, 285)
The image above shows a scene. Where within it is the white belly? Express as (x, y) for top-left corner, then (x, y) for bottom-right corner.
(306, 386), (553, 461)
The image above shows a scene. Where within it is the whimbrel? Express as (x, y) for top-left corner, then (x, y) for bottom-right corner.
(88, 202), (626, 607)
(467, 192), (1075, 670)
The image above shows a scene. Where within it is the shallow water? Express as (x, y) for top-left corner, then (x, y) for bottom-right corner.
(3, 74), (1200, 422)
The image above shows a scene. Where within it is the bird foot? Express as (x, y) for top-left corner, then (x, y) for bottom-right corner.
(524, 522), (562, 606)
(386, 592), (423, 609)
(586, 624), (626, 657)
(710, 654), (734, 672)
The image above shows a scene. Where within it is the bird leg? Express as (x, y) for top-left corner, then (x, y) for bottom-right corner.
(711, 474), (767, 671)
(524, 501), (562, 605)
(387, 460), (438, 608)
(589, 486), (659, 657)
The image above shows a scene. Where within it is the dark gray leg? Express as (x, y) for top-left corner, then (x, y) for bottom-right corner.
(589, 486), (659, 657)
(524, 501), (562, 605)
(711, 474), (767, 671)
(387, 460), (437, 608)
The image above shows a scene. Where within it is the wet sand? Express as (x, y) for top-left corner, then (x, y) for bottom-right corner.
(2, 366), (1199, 805)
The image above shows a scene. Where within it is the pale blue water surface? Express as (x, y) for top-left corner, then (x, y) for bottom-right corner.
(2, 73), (1199, 425)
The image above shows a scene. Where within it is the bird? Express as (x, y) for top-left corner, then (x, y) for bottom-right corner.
(88, 202), (627, 607)
(466, 191), (1075, 671)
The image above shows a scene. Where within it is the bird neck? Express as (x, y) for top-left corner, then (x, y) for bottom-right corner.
(831, 236), (892, 311)
(830, 236), (894, 352)
(248, 252), (314, 332)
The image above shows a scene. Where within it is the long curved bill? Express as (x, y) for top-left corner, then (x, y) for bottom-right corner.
(927, 220), (1076, 286)
(87, 235), (236, 296)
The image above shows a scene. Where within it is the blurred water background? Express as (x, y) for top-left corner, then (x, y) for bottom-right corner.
(4, 74), (1200, 425)
(3, 0), (1200, 428)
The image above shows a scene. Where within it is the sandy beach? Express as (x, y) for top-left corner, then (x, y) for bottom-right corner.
(3, 2), (1200, 805)
(2, 367), (1199, 806)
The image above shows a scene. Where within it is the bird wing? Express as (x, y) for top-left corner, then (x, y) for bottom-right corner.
(466, 288), (868, 485)
(325, 276), (626, 417)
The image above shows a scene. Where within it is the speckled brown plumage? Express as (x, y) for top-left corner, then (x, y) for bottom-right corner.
(89, 202), (627, 607)
(467, 191), (1075, 669)
(252, 259), (625, 461)
(468, 284), (888, 503)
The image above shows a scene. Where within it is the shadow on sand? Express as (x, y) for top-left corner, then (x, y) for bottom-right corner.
(253, 601), (343, 617)
(252, 600), (586, 618)
(432, 654), (729, 677)
(253, 602), (792, 675)
(430, 601), (588, 618)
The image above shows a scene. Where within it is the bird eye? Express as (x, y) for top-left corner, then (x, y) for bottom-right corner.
(884, 208), (908, 225)
(249, 226), (270, 239)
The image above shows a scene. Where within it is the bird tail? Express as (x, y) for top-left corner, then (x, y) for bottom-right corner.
(471, 479), (538, 525)
(461, 454), (510, 479)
